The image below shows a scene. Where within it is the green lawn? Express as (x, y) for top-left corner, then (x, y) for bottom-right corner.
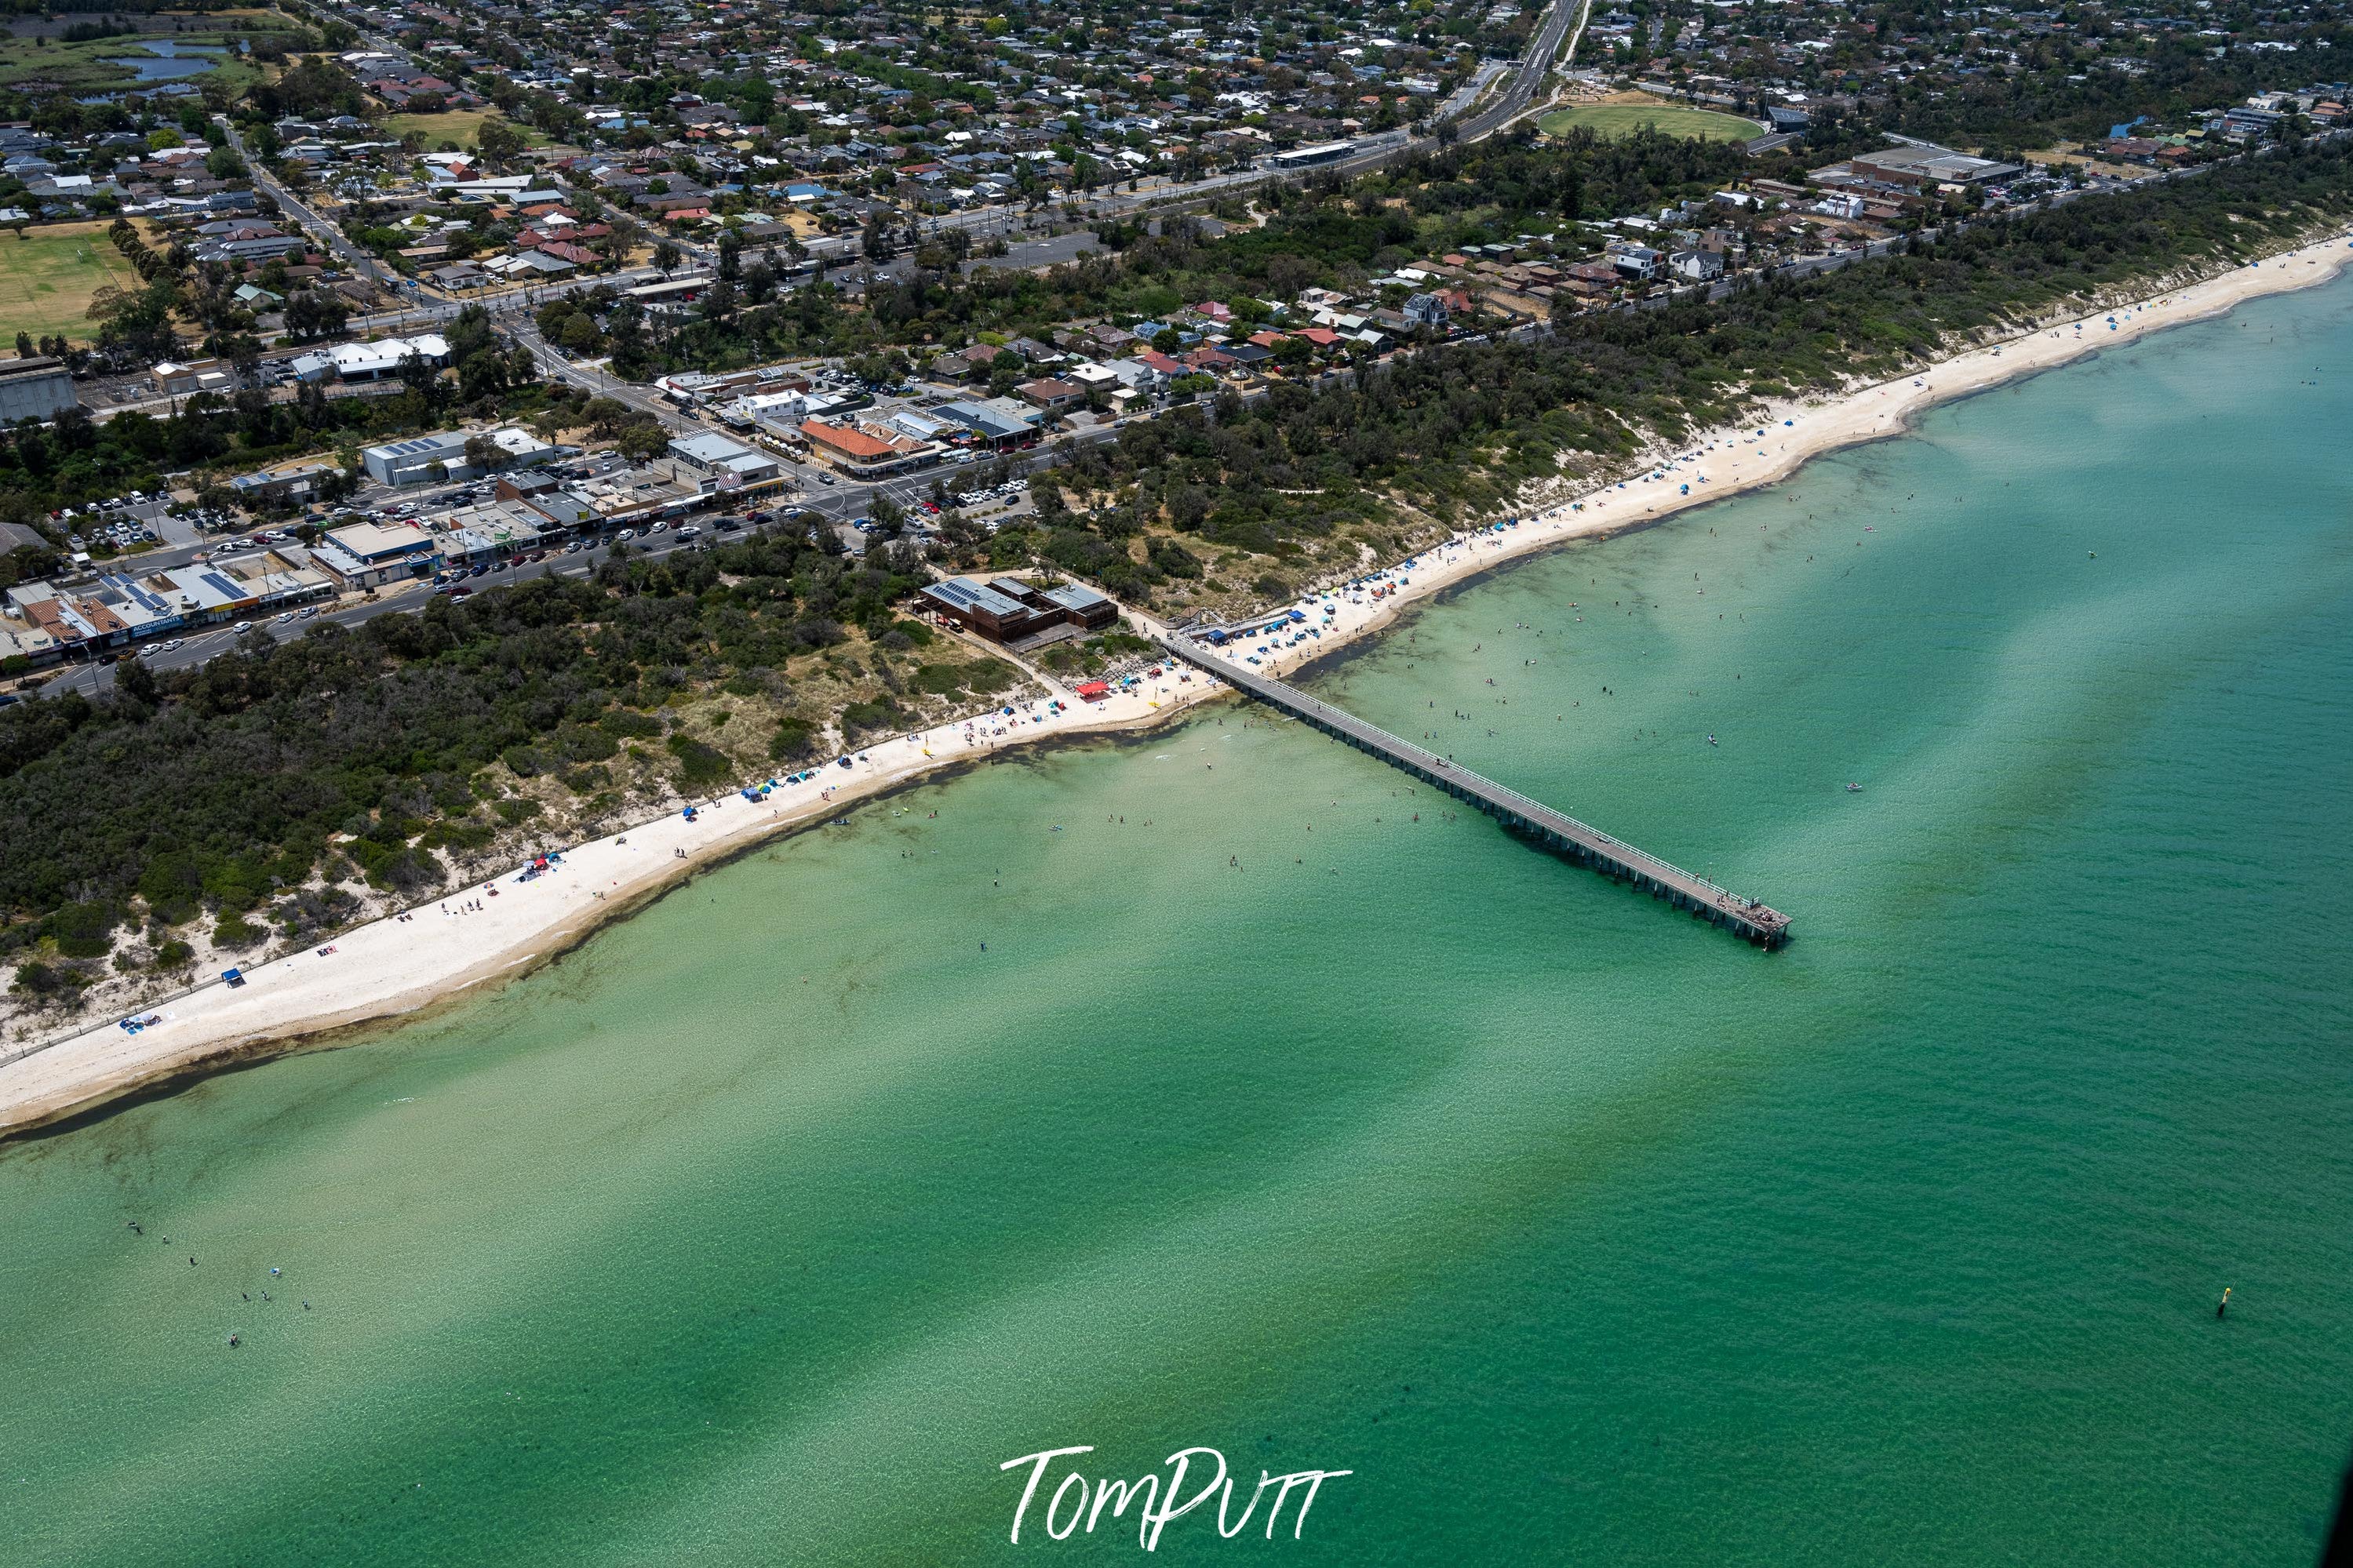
(1536, 101), (1762, 142)
(384, 109), (553, 151)
(0, 223), (144, 344)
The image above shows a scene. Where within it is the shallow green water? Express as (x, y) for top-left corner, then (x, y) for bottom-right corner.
(6, 276), (2352, 1566)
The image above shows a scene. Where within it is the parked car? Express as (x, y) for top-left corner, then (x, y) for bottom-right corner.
(676, 525), (700, 539)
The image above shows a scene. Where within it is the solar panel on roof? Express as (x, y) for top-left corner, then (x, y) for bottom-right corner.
(202, 572), (242, 598)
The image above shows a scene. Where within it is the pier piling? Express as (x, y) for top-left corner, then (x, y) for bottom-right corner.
(1158, 635), (1791, 948)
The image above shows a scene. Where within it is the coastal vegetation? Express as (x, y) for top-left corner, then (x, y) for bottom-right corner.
(5, 135), (2352, 1017)
(978, 137), (2353, 600)
(0, 529), (1033, 1017)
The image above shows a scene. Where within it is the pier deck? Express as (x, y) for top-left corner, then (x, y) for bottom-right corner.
(1157, 635), (1790, 948)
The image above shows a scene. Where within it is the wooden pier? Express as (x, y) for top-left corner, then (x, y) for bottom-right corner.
(1156, 634), (1791, 948)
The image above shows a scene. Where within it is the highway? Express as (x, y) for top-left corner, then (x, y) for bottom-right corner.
(283, 0), (1590, 344)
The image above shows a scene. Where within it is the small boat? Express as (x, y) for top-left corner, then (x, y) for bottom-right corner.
(1845, 783), (1863, 792)
(1706, 734), (1717, 746)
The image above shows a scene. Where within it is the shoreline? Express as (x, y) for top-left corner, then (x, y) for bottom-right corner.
(5, 231), (2348, 1144)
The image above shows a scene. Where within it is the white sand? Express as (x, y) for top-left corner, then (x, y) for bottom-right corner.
(5, 234), (2346, 1139)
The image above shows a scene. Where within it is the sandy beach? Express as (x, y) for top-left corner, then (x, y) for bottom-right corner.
(4, 232), (2346, 1141)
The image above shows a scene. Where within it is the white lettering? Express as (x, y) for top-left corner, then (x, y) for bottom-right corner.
(1262, 1472), (1316, 1540)
(1000, 1446), (1094, 1544)
(1284, 1470), (1352, 1540)
(1045, 1473), (1090, 1541)
(1000, 1444), (1347, 1549)
(1262, 1469), (1354, 1539)
(1142, 1447), (1229, 1552)
(1218, 1472), (1277, 1539)
(1087, 1474), (1161, 1537)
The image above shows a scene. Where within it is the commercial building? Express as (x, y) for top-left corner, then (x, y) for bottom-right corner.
(1267, 140), (1356, 169)
(666, 432), (782, 491)
(797, 417), (939, 478)
(227, 460), (342, 506)
(152, 357), (237, 398)
(432, 500), (551, 564)
(1840, 144), (2022, 187)
(0, 355), (79, 423)
(311, 521), (436, 588)
(934, 398), (1043, 451)
(2, 553), (330, 649)
(362, 430), (476, 488)
(289, 333), (450, 384)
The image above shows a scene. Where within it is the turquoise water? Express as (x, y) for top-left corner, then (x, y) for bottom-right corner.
(5, 276), (2351, 1565)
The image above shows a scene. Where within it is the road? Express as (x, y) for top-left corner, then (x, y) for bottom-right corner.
(508, 318), (697, 431)
(35, 461), (1003, 699)
(1459, 0), (1593, 140)
(219, 118), (405, 293)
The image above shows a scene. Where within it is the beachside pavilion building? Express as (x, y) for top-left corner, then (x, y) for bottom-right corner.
(917, 575), (1120, 645)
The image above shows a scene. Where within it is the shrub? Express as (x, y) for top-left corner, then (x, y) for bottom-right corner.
(555, 724), (618, 762)
(212, 915), (265, 950)
(1149, 538), (1204, 579)
(770, 717), (818, 761)
(493, 797), (544, 825)
(599, 708), (664, 739)
(963, 658), (1018, 697)
(839, 699), (901, 738)
(11, 960), (78, 1000)
(501, 744), (554, 778)
(666, 733), (732, 788)
(155, 940), (195, 970)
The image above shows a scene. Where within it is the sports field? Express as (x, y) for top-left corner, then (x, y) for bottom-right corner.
(0, 222), (144, 344)
(384, 109), (552, 150)
(1536, 100), (1761, 141)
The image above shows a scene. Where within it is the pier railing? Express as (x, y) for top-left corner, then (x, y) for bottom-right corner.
(1157, 634), (1790, 948)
